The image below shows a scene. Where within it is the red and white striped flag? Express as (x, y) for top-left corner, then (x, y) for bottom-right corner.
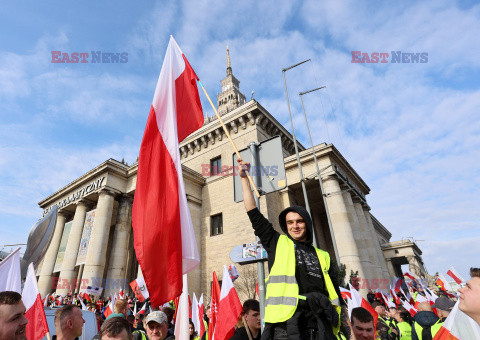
(132, 35), (203, 308)
(137, 302), (146, 315)
(104, 295), (116, 318)
(348, 283), (378, 329)
(446, 267), (464, 285)
(433, 300), (480, 339)
(192, 292), (200, 337)
(22, 263), (49, 340)
(214, 266), (243, 340)
(402, 299), (417, 317)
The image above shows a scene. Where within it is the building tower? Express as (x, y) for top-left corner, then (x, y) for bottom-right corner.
(216, 45), (246, 115)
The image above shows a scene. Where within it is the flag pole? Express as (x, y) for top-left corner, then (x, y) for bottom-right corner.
(198, 80), (261, 198)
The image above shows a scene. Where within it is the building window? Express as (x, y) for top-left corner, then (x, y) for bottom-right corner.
(210, 213), (223, 236)
(210, 156), (222, 176)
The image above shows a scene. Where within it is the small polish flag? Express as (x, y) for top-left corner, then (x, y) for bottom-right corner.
(446, 267), (464, 285)
(119, 289), (124, 298)
(104, 295), (116, 318)
(130, 276), (150, 302)
(436, 274), (453, 292)
(22, 263), (49, 340)
(402, 299), (418, 317)
(192, 293), (200, 337)
(214, 266), (243, 340)
(0, 247), (21, 293)
(403, 271), (416, 281)
(209, 271), (221, 340)
(137, 302), (147, 315)
(339, 287), (351, 300)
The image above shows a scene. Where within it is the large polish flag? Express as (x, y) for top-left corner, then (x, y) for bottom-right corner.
(446, 267), (464, 285)
(22, 263), (49, 340)
(0, 247), (21, 293)
(214, 266), (243, 340)
(132, 36), (203, 307)
(433, 300), (480, 340)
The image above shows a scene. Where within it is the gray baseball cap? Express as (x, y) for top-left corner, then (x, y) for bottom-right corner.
(432, 297), (455, 311)
(145, 311), (168, 325)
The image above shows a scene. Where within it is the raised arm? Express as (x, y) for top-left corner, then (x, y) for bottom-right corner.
(238, 159), (256, 211)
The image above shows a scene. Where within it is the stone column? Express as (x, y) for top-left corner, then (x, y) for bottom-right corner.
(353, 202), (383, 281)
(56, 200), (90, 295)
(343, 192), (373, 283)
(363, 206), (390, 280)
(104, 194), (133, 296)
(323, 176), (367, 287)
(385, 258), (396, 278)
(407, 256), (423, 278)
(38, 210), (68, 298)
(82, 189), (115, 289)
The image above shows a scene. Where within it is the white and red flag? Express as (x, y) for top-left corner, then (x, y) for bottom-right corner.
(137, 302), (147, 315)
(130, 276), (150, 302)
(0, 247), (21, 293)
(402, 299), (417, 317)
(433, 300), (480, 340)
(192, 293), (200, 337)
(198, 294), (206, 338)
(104, 295), (116, 318)
(132, 35), (203, 307)
(175, 275), (190, 339)
(214, 266), (243, 340)
(22, 263), (49, 340)
(446, 267), (464, 285)
(403, 271), (416, 281)
(209, 271), (221, 340)
(118, 289), (124, 299)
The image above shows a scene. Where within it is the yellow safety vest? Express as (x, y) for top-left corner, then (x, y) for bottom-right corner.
(397, 321), (412, 340)
(413, 319), (443, 340)
(264, 235), (341, 334)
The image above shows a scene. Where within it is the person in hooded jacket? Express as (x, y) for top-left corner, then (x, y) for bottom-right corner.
(411, 302), (439, 340)
(238, 160), (343, 340)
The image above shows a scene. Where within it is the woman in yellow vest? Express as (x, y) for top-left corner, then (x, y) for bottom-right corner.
(394, 308), (413, 340)
(239, 160), (344, 340)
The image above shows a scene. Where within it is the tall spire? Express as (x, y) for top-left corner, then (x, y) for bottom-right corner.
(226, 44), (232, 75)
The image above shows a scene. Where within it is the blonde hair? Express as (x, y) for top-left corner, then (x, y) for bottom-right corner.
(113, 299), (128, 314)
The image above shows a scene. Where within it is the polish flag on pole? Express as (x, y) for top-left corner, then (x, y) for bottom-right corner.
(402, 299), (417, 317)
(381, 291), (395, 309)
(137, 302), (147, 315)
(104, 295), (116, 318)
(214, 266), (243, 340)
(198, 294), (206, 338)
(175, 275), (190, 339)
(192, 293), (200, 337)
(119, 289), (124, 299)
(446, 267), (464, 285)
(433, 300), (480, 340)
(0, 247), (21, 293)
(209, 271), (221, 340)
(132, 35), (203, 308)
(22, 263), (49, 340)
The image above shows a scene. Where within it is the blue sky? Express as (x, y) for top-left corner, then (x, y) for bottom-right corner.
(1, 0), (478, 281)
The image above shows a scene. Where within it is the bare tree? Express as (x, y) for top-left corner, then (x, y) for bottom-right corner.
(235, 264), (259, 301)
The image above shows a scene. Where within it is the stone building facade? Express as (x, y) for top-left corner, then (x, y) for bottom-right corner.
(36, 48), (427, 299)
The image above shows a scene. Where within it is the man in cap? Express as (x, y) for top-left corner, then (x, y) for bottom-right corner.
(432, 297), (455, 322)
(133, 311), (173, 340)
(372, 302), (398, 340)
(239, 160), (342, 340)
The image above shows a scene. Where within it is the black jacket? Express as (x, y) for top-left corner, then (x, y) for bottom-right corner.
(229, 326), (261, 340)
(247, 207), (342, 337)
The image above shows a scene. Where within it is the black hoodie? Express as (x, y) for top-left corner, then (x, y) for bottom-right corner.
(247, 206), (343, 328)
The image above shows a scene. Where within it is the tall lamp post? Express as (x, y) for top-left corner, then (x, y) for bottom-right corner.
(282, 59), (318, 247)
(299, 87), (340, 265)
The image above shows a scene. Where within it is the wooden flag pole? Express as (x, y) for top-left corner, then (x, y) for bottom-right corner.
(198, 80), (261, 198)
